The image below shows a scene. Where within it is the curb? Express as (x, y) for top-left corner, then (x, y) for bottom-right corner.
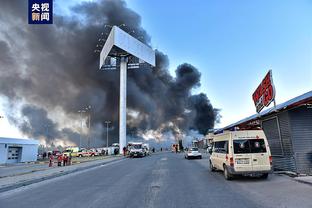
(292, 178), (312, 186)
(0, 157), (125, 193)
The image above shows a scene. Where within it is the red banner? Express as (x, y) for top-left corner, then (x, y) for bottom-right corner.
(252, 70), (275, 113)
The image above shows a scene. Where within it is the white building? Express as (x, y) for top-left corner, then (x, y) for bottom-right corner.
(0, 137), (39, 164)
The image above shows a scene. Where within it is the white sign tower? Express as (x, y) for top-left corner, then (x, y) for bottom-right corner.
(99, 26), (155, 154)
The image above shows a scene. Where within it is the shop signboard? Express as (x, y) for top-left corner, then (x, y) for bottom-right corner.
(252, 70), (276, 113)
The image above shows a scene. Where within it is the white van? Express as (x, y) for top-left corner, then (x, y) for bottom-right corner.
(209, 130), (272, 180)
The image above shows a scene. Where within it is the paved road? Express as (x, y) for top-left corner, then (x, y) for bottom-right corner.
(1, 152), (312, 208)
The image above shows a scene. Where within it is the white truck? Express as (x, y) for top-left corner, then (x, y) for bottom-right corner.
(128, 142), (145, 158)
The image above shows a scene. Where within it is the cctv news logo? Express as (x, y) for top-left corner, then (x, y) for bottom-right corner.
(28, 0), (53, 24)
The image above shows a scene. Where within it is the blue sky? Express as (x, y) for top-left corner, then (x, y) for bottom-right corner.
(125, 0), (312, 127)
(1, 0), (311, 138)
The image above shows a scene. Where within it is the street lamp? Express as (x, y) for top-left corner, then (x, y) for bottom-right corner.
(78, 109), (86, 149)
(104, 121), (111, 148)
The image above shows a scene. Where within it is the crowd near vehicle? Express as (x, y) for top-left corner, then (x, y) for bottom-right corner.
(209, 130), (272, 180)
(185, 147), (202, 159)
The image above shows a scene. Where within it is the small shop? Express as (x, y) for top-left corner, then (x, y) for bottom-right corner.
(0, 137), (39, 164)
(217, 91), (312, 174)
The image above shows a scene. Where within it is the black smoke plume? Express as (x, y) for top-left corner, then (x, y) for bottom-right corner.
(0, 0), (220, 147)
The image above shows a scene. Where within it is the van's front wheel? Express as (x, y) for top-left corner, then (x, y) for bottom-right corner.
(223, 165), (233, 180)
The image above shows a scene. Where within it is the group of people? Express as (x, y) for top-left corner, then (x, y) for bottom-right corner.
(48, 153), (72, 167)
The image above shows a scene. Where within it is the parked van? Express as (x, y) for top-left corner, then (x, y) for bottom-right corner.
(209, 130), (272, 180)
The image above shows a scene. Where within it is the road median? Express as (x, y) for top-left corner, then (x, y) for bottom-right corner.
(0, 156), (124, 193)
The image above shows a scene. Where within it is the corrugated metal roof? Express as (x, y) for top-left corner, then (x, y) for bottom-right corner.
(219, 90), (312, 132)
(0, 137), (39, 145)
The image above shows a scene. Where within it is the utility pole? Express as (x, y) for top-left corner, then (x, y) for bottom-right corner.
(78, 109), (86, 149)
(85, 106), (92, 149)
(105, 121), (111, 148)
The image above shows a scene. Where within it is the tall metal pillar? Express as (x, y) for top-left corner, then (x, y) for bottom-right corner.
(119, 57), (128, 154)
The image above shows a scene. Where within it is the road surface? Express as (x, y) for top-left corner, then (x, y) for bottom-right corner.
(1, 152), (312, 208)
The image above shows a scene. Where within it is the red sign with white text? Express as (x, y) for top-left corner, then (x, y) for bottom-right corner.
(252, 70), (275, 113)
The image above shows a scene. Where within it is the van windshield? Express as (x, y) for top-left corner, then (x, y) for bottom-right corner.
(233, 139), (267, 154)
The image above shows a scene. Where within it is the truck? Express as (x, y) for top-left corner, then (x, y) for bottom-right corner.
(128, 142), (145, 158)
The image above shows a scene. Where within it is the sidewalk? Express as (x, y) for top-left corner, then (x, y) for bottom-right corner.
(0, 156), (124, 193)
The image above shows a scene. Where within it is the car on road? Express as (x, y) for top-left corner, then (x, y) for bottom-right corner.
(77, 148), (96, 157)
(185, 147), (202, 159)
(209, 130), (272, 180)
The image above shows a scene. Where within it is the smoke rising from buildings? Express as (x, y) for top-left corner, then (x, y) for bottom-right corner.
(0, 0), (220, 147)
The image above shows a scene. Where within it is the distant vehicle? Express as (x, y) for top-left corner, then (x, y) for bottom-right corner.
(185, 147), (202, 159)
(128, 142), (144, 158)
(112, 143), (119, 148)
(89, 148), (100, 156)
(77, 148), (96, 157)
(209, 130), (272, 180)
(63, 147), (79, 157)
(52, 150), (61, 156)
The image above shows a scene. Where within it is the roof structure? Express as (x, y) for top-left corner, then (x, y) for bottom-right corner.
(0, 137), (39, 145)
(216, 90), (312, 134)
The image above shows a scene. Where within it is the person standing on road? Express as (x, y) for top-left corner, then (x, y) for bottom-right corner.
(63, 154), (68, 166)
(49, 154), (54, 167)
(43, 152), (47, 160)
(57, 154), (63, 166)
(68, 153), (72, 165)
(123, 146), (126, 156)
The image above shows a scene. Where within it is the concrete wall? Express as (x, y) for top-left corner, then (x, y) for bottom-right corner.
(0, 144), (7, 164)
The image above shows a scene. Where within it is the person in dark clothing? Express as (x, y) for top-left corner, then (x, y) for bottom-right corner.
(122, 147), (127, 156)
(63, 155), (68, 166)
(49, 154), (54, 167)
(43, 152), (47, 160)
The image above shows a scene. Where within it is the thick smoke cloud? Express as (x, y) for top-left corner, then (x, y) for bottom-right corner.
(0, 0), (220, 147)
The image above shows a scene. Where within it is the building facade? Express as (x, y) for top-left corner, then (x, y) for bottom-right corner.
(216, 91), (312, 174)
(0, 138), (39, 164)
